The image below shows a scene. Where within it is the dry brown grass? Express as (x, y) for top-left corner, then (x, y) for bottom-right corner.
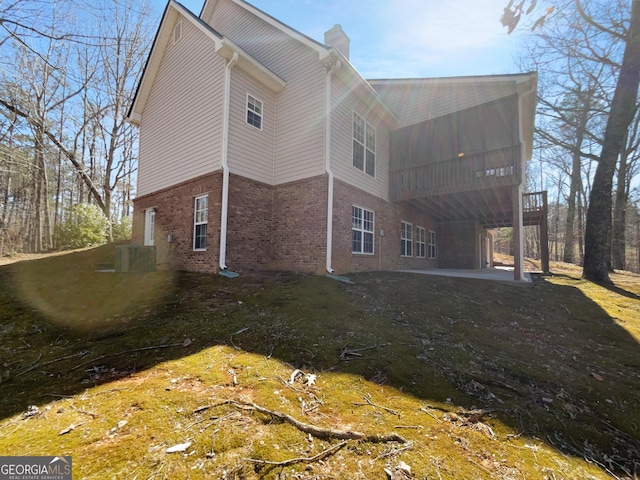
(0, 245), (638, 479)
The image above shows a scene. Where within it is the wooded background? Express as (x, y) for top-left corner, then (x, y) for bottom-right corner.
(1, 0), (639, 273)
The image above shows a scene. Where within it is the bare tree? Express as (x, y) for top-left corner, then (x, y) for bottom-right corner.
(509, 0), (640, 283)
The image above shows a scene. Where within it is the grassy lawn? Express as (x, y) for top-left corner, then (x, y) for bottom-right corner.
(0, 245), (639, 479)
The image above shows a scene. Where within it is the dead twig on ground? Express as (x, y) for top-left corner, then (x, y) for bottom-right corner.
(354, 394), (399, 416)
(228, 400), (407, 443)
(340, 343), (389, 360)
(419, 406), (443, 423)
(244, 440), (347, 467)
(16, 354), (42, 377)
(374, 442), (413, 461)
(230, 325), (250, 350)
(70, 343), (184, 371)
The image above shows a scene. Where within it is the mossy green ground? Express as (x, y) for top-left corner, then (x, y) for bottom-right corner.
(0, 245), (639, 479)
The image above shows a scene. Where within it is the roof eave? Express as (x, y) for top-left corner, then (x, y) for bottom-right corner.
(127, 0), (285, 125)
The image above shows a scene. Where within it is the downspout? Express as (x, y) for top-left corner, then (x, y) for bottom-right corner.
(219, 52), (238, 271)
(324, 58), (341, 273)
(515, 75), (537, 281)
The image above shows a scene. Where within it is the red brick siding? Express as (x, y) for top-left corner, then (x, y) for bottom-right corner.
(332, 179), (438, 273)
(271, 176), (328, 273)
(437, 221), (479, 268)
(226, 174), (274, 272)
(132, 173), (444, 274)
(132, 173), (222, 272)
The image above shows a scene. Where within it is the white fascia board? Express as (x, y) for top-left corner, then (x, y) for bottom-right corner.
(327, 48), (399, 127)
(368, 72), (536, 88)
(127, 2), (180, 125)
(230, 0), (330, 61)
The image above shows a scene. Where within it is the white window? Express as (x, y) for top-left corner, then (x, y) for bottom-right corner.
(428, 230), (437, 259)
(193, 195), (208, 251)
(144, 209), (155, 246)
(416, 226), (426, 258)
(352, 206), (374, 254)
(352, 112), (375, 177)
(401, 221), (413, 257)
(246, 94), (262, 129)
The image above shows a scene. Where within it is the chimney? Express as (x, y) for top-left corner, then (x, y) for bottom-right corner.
(324, 24), (350, 60)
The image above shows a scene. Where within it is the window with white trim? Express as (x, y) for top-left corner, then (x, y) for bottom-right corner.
(193, 195), (208, 251)
(416, 226), (426, 258)
(144, 209), (155, 246)
(352, 112), (375, 177)
(246, 94), (262, 129)
(352, 206), (374, 254)
(401, 221), (413, 257)
(428, 230), (437, 259)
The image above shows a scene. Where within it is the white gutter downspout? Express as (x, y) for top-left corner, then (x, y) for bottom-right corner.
(219, 52), (238, 271)
(515, 75), (537, 281)
(324, 58), (340, 273)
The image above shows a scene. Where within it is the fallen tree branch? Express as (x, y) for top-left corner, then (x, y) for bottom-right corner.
(244, 440), (347, 467)
(70, 343), (184, 371)
(340, 343), (389, 360)
(16, 354), (42, 377)
(229, 400), (407, 443)
(354, 394), (399, 416)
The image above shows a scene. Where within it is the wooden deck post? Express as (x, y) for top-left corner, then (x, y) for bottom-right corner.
(540, 191), (550, 274)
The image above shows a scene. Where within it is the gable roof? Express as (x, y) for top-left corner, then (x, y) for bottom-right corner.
(200, 0), (398, 124)
(127, 0), (286, 125)
(200, 0), (330, 61)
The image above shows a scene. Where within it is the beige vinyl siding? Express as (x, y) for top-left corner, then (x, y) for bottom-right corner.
(370, 80), (517, 128)
(330, 74), (391, 200)
(210, 0), (326, 185)
(227, 68), (276, 184)
(137, 15), (225, 197)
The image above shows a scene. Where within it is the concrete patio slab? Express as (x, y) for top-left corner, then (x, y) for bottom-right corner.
(398, 266), (533, 283)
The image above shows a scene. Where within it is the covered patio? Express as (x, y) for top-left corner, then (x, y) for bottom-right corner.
(399, 266), (533, 283)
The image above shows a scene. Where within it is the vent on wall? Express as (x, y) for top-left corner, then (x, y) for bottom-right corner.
(173, 20), (182, 45)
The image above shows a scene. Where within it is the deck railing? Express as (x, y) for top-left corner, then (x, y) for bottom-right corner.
(523, 191), (548, 213)
(390, 145), (521, 201)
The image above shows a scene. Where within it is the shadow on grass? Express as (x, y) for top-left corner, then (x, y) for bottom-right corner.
(1, 245), (639, 477)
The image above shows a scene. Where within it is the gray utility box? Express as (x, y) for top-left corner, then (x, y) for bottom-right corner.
(115, 245), (156, 272)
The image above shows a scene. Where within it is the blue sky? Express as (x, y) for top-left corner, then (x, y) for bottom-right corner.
(175, 0), (529, 79)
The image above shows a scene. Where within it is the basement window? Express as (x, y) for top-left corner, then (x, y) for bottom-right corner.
(401, 221), (413, 257)
(428, 230), (437, 259)
(352, 205), (374, 254)
(416, 226), (426, 258)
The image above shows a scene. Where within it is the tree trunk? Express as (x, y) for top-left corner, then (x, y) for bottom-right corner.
(583, 0), (640, 283)
(563, 101), (589, 264)
(611, 151), (628, 270)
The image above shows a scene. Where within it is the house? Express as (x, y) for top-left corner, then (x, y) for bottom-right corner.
(127, 0), (541, 280)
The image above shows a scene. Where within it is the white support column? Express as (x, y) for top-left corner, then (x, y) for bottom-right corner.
(512, 184), (524, 281)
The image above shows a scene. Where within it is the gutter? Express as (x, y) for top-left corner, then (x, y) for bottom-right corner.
(324, 58), (341, 273)
(219, 52), (238, 271)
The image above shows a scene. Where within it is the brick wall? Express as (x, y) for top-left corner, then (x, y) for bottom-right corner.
(438, 220), (479, 269)
(332, 179), (438, 273)
(132, 172), (222, 272)
(132, 173), (447, 275)
(226, 174), (274, 272)
(271, 175), (328, 274)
